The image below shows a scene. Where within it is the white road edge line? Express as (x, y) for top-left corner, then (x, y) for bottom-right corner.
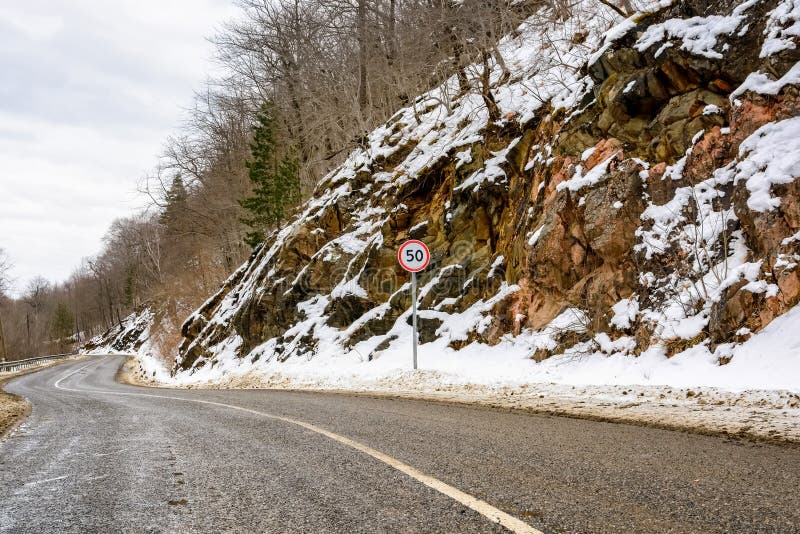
(53, 361), (97, 389)
(24, 475), (70, 486)
(54, 358), (542, 534)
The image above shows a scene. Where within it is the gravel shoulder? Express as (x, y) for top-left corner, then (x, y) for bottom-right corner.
(122, 357), (800, 446)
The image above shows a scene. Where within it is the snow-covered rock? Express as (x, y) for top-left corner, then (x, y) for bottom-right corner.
(156, 0), (800, 395)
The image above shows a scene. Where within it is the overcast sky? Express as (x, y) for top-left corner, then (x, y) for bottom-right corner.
(0, 0), (237, 294)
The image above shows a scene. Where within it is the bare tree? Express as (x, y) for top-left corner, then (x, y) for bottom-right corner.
(0, 249), (11, 359)
(0, 248), (11, 296)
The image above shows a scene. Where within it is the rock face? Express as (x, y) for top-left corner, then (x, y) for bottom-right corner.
(84, 309), (153, 354)
(175, 0), (800, 377)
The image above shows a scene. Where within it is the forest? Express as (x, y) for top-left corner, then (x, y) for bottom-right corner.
(0, 0), (609, 360)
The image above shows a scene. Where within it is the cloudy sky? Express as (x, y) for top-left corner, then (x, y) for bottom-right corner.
(0, 0), (237, 293)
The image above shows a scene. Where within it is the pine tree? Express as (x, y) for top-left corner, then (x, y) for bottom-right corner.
(51, 302), (74, 351)
(240, 104), (300, 248)
(274, 155), (300, 219)
(160, 174), (188, 237)
(123, 268), (136, 308)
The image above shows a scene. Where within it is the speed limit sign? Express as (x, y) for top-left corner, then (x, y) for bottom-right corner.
(397, 240), (430, 272)
(398, 240), (430, 371)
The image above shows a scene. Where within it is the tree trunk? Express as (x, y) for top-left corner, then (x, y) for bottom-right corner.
(480, 49), (500, 121)
(357, 0), (369, 115)
(107, 297), (115, 330)
(446, 24), (468, 92)
(387, 0), (397, 66)
(492, 44), (510, 84)
(0, 313), (7, 360)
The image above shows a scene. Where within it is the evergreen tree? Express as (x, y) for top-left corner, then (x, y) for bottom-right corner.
(123, 268), (136, 308)
(240, 104), (300, 248)
(51, 302), (74, 351)
(160, 174), (188, 237)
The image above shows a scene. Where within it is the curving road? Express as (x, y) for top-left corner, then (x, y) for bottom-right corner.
(1, 355), (799, 533)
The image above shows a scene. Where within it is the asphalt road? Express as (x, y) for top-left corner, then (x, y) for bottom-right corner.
(1, 356), (799, 533)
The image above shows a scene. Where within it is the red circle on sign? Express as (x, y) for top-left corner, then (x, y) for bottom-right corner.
(397, 240), (431, 273)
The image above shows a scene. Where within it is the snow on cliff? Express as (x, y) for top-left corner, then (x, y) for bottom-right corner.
(127, 0), (800, 406)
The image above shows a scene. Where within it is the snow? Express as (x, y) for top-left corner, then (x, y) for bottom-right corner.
(454, 148), (472, 168)
(330, 277), (369, 299)
(588, 16), (638, 66)
(527, 224), (544, 246)
(731, 61), (800, 98)
(528, 308), (589, 352)
(730, 115), (800, 212)
(783, 231), (800, 245)
(332, 233), (370, 255)
(138, 299), (800, 402)
(454, 146), (511, 192)
(667, 311), (708, 339)
(556, 151), (619, 192)
(581, 146), (597, 161)
(635, 0), (757, 59)
(84, 309), (154, 355)
(137, 352), (174, 383)
(740, 279), (779, 297)
(528, 304), (800, 391)
(610, 298), (639, 330)
(629, 118), (789, 348)
(761, 0), (800, 57)
(408, 220), (429, 234)
(594, 332), (636, 356)
(623, 80), (637, 94)
(676, 304), (800, 391)
(487, 255), (505, 278)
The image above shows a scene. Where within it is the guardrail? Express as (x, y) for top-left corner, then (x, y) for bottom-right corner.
(0, 353), (76, 374)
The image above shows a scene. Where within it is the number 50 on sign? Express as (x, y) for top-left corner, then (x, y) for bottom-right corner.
(397, 240), (430, 272)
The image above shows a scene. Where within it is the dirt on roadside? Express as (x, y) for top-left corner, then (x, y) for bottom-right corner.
(115, 356), (161, 387)
(0, 388), (29, 439)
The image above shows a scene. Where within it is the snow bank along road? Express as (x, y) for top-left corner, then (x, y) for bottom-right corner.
(1, 356), (799, 533)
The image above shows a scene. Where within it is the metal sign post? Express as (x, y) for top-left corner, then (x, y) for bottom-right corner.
(397, 240), (430, 371)
(411, 271), (418, 369)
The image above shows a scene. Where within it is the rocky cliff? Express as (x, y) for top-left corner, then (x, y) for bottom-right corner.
(84, 309), (153, 355)
(173, 0), (800, 383)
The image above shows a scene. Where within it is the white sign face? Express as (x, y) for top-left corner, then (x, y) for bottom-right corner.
(397, 240), (430, 273)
